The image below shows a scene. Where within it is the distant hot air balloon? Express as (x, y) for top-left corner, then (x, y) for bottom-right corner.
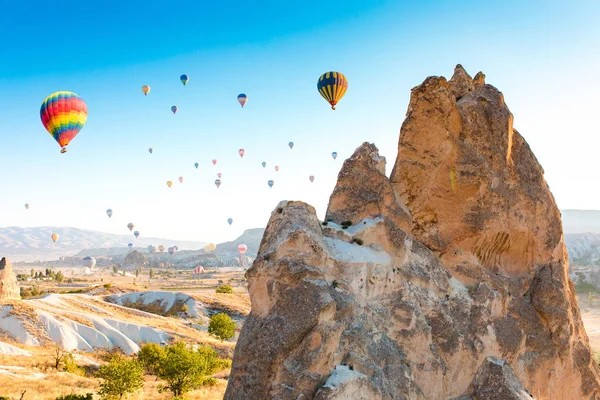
(180, 74), (189, 86)
(217, 173), (222, 179)
(309, 175), (315, 183)
(24, 203), (29, 210)
(158, 245), (165, 252)
(128, 243), (133, 250)
(204, 243), (216, 253)
(173, 246), (179, 251)
(289, 141), (294, 149)
(194, 266), (205, 274)
(171, 106), (178, 114)
(268, 180), (274, 188)
(167, 181), (173, 188)
(237, 244), (248, 255)
(127, 223), (134, 232)
(106, 209), (113, 218)
(332, 152), (338, 160)
(317, 72), (348, 110)
(51, 233), (59, 243)
(215, 179), (221, 189)
(227, 218), (233, 225)
(40, 91), (88, 153)
(212, 159), (217, 166)
(134, 230), (140, 239)
(238, 149), (245, 158)
(142, 85), (151, 96)
(149, 148), (153, 154)
(237, 93), (247, 108)
(168, 247), (175, 255)
(82, 256), (96, 269)
(261, 161), (266, 168)
(179, 177), (183, 183)
(275, 166), (279, 172)
(147, 245), (155, 253)
(194, 162), (199, 169)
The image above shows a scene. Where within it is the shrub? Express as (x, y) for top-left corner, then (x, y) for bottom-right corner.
(332, 280), (340, 288)
(137, 343), (165, 375)
(56, 394), (94, 400)
(215, 285), (234, 294)
(341, 220), (353, 227)
(208, 313), (236, 341)
(97, 355), (144, 400)
(103, 283), (112, 289)
(352, 238), (364, 246)
(63, 353), (85, 376)
(322, 221), (328, 226)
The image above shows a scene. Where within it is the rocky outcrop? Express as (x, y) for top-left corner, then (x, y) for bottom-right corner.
(225, 66), (600, 399)
(0, 258), (20, 301)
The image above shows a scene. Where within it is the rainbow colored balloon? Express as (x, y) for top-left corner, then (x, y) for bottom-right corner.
(40, 91), (88, 153)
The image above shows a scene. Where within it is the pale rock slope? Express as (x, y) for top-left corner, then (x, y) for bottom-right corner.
(225, 66), (600, 399)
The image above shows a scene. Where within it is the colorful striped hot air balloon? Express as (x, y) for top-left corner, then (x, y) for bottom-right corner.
(317, 72), (348, 110)
(106, 209), (113, 218)
(180, 74), (189, 86)
(237, 244), (248, 255)
(215, 179), (221, 188)
(40, 91), (88, 153)
(237, 94), (247, 108)
(142, 85), (151, 96)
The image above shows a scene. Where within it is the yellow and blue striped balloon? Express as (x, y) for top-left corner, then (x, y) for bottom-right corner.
(317, 72), (348, 110)
(40, 91), (88, 153)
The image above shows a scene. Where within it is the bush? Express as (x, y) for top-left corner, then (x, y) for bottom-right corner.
(56, 394), (94, 400)
(137, 343), (165, 375)
(352, 238), (364, 246)
(63, 353), (85, 376)
(208, 313), (236, 341)
(215, 284), (234, 294)
(156, 341), (230, 397)
(97, 355), (144, 400)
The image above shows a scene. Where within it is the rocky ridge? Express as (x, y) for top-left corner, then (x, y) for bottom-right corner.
(0, 258), (20, 301)
(225, 65), (600, 399)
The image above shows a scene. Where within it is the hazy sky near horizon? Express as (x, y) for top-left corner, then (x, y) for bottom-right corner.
(0, 0), (599, 244)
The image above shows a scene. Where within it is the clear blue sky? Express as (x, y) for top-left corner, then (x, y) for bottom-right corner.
(0, 0), (599, 244)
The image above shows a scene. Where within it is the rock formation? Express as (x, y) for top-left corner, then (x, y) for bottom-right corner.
(224, 66), (600, 399)
(0, 258), (20, 301)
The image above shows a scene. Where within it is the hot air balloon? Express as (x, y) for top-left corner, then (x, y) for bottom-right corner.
(215, 179), (221, 189)
(212, 159), (217, 166)
(171, 106), (178, 114)
(237, 244), (248, 255)
(134, 231), (140, 239)
(179, 177), (183, 183)
(262, 161), (266, 168)
(204, 243), (216, 253)
(158, 245), (165, 252)
(194, 162), (199, 169)
(332, 152), (338, 160)
(149, 148), (153, 154)
(268, 180), (274, 188)
(40, 91), (88, 153)
(309, 175), (315, 183)
(180, 74), (189, 86)
(168, 247), (175, 255)
(217, 173), (222, 179)
(82, 256), (96, 269)
(237, 93), (247, 108)
(194, 266), (205, 274)
(173, 246), (179, 251)
(127, 223), (134, 232)
(238, 149), (245, 158)
(147, 245), (156, 253)
(275, 166), (279, 172)
(317, 72), (348, 110)
(24, 203), (29, 210)
(289, 141), (294, 149)
(51, 233), (59, 243)
(227, 218), (233, 225)
(142, 85), (151, 96)
(167, 181), (173, 188)
(106, 209), (113, 218)
(128, 243), (133, 250)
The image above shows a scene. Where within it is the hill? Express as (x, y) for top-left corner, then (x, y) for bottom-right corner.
(561, 210), (600, 234)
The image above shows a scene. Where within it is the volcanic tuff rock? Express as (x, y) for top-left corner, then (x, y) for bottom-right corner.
(0, 258), (20, 301)
(224, 66), (600, 399)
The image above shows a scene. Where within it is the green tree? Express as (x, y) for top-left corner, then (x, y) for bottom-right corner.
(149, 268), (155, 279)
(208, 313), (236, 341)
(215, 284), (234, 294)
(56, 393), (94, 400)
(137, 343), (165, 375)
(112, 266), (118, 274)
(96, 355), (144, 400)
(156, 342), (229, 396)
(55, 271), (65, 283)
(135, 268), (140, 278)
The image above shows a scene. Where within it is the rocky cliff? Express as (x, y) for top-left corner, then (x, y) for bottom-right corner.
(0, 258), (20, 301)
(224, 66), (600, 399)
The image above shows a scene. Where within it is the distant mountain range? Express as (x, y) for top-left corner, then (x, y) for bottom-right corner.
(561, 210), (600, 234)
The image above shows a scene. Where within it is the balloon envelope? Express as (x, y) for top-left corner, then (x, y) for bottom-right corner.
(309, 175), (315, 183)
(167, 181), (173, 188)
(158, 245), (165, 252)
(237, 244), (248, 255)
(51, 233), (59, 243)
(275, 166), (279, 172)
(194, 163), (199, 169)
(149, 148), (153, 154)
(317, 72), (348, 110)
(289, 141), (294, 149)
(180, 74), (189, 86)
(106, 209), (113, 218)
(128, 243), (133, 249)
(40, 91), (88, 152)
(204, 243), (216, 252)
(127, 223), (134, 231)
(212, 159), (217, 166)
(25, 204), (29, 210)
(82, 256), (96, 269)
(268, 180), (274, 188)
(215, 179), (221, 188)
(168, 247), (175, 255)
(179, 177), (183, 183)
(332, 152), (338, 160)
(171, 106), (178, 114)
(134, 231), (140, 239)
(147, 245), (156, 253)
(262, 161), (266, 168)
(142, 85), (150, 96)
(237, 93), (247, 108)
(217, 173), (222, 178)
(227, 218), (233, 225)
(238, 148), (245, 158)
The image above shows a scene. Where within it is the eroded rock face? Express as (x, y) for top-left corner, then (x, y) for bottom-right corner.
(225, 66), (600, 400)
(0, 258), (20, 301)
